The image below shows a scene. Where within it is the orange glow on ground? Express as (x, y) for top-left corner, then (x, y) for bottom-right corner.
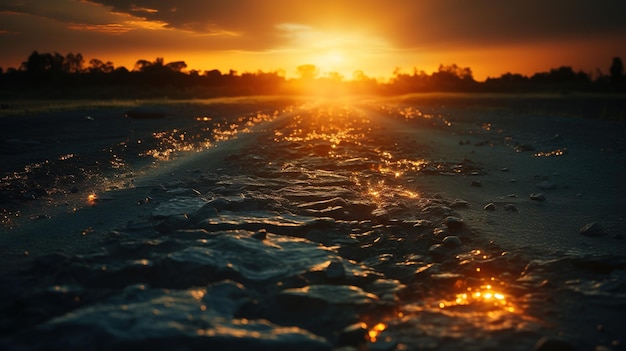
(87, 193), (97, 206)
(367, 322), (387, 342)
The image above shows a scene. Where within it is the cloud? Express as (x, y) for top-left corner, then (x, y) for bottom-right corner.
(5, 0), (626, 53)
(1, 0), (625, 75)
(380, 0), (626, 49)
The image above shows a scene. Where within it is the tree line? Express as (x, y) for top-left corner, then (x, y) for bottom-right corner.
(0, 51), (624, 99)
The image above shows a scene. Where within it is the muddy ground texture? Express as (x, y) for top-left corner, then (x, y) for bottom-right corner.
(0, 96), (625, 351)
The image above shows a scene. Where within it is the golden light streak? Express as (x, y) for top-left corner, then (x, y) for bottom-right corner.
(66, 23), (131, 33)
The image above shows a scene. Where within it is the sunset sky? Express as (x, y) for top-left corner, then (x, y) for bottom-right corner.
(1, 0), (625, 81)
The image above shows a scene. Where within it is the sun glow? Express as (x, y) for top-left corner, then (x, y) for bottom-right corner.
(276, 22), (392, 80)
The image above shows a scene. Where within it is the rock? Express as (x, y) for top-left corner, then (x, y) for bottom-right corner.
(428, 244), (448, 260)
(530, 193), (546, 201)
(471, 180), (482, 187)
(371, 208), (390, 224)
(483, 202), (496, 211)
(325, 260), (346, 279)
(442, 235), (462, 248)
(504, 204), (519, 212)
(450, 199), (468, 209)
(338, 323), (368, 346)
(444, 216), (464, 231)
(281, 285), (379, 305)
(252, 229), (268, 240)
(579, 222), (606, 237)
(534, 337), (574, 351)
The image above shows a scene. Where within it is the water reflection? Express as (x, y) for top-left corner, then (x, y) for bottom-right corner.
(0, 106), (284, 229)
(142, 112), (276, 161)
(266, 100), (540, 347)
(534, 148), (567, 157)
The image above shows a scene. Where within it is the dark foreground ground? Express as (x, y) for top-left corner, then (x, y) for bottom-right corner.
(0, 94), (625, 351)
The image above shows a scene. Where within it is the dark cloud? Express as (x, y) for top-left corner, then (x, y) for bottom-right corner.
(380, 0), (626, 48)
(1, 0), (625, 75)
(4, 0), (626, 53)
(86, 0), (626, 49)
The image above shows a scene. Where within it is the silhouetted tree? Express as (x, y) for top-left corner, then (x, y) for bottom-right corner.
(165, 61), (187, 72)
(89, 59), (114, 73)
(610, 57), (624, 82)
(64, 52), (84, 73)
(134, 57), (186, 73)
(484, 73), (530, 92)
(430, 64), (476, 91)
(530, 66), (590, 90)
(325, 71), (344, 81)
(296, 64), (319, 80)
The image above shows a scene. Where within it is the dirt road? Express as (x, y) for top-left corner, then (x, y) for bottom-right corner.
(1, 97), (625, 351)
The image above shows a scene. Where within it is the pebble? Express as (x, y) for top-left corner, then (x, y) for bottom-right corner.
(450, 199), (469, 209)
(530, 193), (546, 201)
(338, 323), (368, 346)
(326, 260), (346, 279)
(252, 229), (268, 240)
(444, 216), (464, 231)
(579, 222), (606, 237)
(442, 235), (462, 248)
(428, 244), (448, 260)
(504, 204), (519, 212)
(483, 203), (496, 211)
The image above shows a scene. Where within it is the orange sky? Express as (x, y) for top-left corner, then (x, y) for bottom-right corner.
(1, 0), (625, 81)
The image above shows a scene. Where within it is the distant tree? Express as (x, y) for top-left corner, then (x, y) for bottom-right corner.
(89, 58), (114, 73)
(22, 51), (46, 73)
(352, 70), (368, 81)
(530, 66), (590, 90)
(21, 51), (66, 75)
(165, 61), (187, 72)
(430, 64), (476, 91)
(325, 71), (344, 81)
(204, 69), (222, 79)
(437, 64), (474, 81)
(296, 64), (319, 80)
(133, 59), (152, 72)
(134, 57), (186, 73)
(64, 52), (84, 73)
(610, 57), (624, 82)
